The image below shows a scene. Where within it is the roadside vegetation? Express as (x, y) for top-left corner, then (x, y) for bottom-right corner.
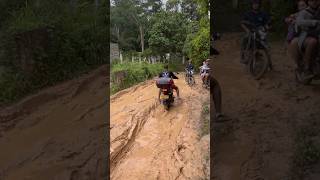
(110, 0), (210, 93)
(0, 0), (108, 105)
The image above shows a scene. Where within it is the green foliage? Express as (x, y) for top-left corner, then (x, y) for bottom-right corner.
(111, 0), (151, 52)
(215, 0), (295, 34)
(148, 11), (188, 55)
(183, 0), (209, 67)
(111, 62), (163, 94)
(269, 0), (295, 35)
(293, 123), (320, 179)
(0, 71), (31, 104)
(0, 0), (108, 104)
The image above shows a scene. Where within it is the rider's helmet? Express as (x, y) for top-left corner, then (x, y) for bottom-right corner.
(251, 0), (261, 4)
(251, 0), (261, 10)
(205, 59), (210, 65)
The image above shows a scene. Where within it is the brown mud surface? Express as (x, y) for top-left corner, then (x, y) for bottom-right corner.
(0, 66), (108, 180)
(212, 33), (320, 180)
(110, 74), (210, 180)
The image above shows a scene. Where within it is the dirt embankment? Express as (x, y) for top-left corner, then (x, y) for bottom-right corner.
(212, 33), (320, 180)
(110, 74), (210, 180)
(0, 66), (109, 180)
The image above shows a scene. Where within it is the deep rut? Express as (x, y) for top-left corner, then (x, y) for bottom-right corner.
(110, 74), (210, 179)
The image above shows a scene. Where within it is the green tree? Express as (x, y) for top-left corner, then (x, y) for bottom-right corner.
(148, 11), (187, 57)
(183, 0), (209, 67)
(111, 0), (148, 52)
(181, 0), (199, 20)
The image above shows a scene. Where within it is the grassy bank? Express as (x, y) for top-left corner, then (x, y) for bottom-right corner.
(292, 121), (320, 179)
(111, 62), (163, 94)
(0, 0), (108, 106)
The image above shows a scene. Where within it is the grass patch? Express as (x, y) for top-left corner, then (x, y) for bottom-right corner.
(292, 122), (320, 179)
(111, 62), (164, 94)
(200, 102), (210, 137)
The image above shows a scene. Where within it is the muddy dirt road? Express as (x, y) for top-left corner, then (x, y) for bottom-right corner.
(212, 33), (320, 180)
(0, 66), (108, 180)
(110, 74), (210, 180)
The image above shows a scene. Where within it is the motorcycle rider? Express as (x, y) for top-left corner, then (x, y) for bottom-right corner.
(240, 0), (271, 64)
(285, 0), (307, 44)
(185, 58), (194, 75)
(200, 59), (210, 84)
(289, 0), (320, 80)
(185, 58), (194, 82)
(158, 64), (180, 102)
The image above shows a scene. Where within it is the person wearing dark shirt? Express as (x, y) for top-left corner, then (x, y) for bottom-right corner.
(240, 0), (271, 64)
(185, 59), (194, 71)
(158, 64), (180, 101)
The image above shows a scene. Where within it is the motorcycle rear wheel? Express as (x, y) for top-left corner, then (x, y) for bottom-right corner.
(249, 49), (270, 80)
(295, 69), (312, 85)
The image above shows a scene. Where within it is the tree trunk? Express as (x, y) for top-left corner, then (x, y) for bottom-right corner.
(116, 26), (121, 55)
(232, 0), (238, 9)
(139, 26), (144, 53)
(70, 0), (78, 12)
(95, 0), (99, 10)
(120, 52), (123, 64)
(35, 0), (40, 7)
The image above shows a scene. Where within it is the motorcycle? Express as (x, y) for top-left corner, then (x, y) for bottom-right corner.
(156, 76), (178, 110)
(160, 86), (174, 110)
(185, 69), (195, 86)
(242, 24), (272, 80)
(201, 67), (210, 89)
(295, 50), (320, 85)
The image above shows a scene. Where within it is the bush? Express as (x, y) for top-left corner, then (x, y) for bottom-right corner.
(111, 62), (163, 94)
(0, 0), (108, 104)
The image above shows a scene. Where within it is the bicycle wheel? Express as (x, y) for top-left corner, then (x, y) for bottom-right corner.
(249, 49), (270, 80)
(190, 76), (195, 85)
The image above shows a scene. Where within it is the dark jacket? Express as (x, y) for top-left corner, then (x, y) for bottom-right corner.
(159, 71), (178, 79)
(185, 64), (194, 71)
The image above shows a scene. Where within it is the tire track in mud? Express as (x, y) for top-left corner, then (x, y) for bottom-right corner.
(110, 100), (158, 173)
(0, 65), (108, 180)
(110, 74), (210, 179)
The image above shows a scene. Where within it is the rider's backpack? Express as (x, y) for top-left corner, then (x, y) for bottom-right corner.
(156, 77), (172, 89)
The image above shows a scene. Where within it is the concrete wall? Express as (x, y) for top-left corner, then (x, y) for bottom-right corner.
(110, 43), (120, 62)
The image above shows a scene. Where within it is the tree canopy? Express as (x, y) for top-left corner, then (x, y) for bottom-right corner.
(110, 0), (209, 66)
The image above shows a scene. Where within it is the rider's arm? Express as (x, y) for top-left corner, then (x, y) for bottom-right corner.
(171, 72), (178, 79)
(241, 12), (251, 33)
(264, 12), (272, 29)
(158, 89), (161, 101)
(296, 10), (319, 28)
(241, 22), (250, 33)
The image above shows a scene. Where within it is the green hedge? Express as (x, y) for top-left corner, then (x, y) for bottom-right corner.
(0, 0), (108, 105)
(111, 62), (163, 94)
